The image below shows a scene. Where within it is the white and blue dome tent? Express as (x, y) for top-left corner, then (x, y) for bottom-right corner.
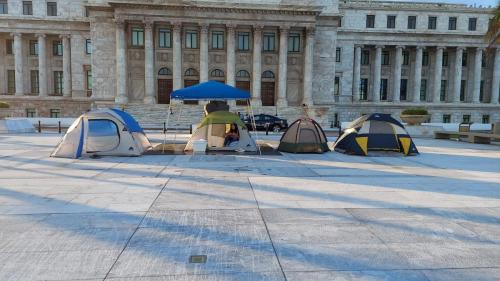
(167, 80), (260, 153)
(51, 108), (151, 158)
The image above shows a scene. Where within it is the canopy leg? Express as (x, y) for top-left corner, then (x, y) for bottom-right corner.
(163, 103), (173, 153)
(248, 100), (261, 156)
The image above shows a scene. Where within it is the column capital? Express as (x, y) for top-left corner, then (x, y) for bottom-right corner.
(200, 23), (209, 33)
(306, 26), (315, 37)
(279, 25), (290, 33)
(114, 18), (126, 28)
(416, 45), (425, 50)
(456, 46), (466, 51)
(355, 44), (364, 49)
(476, 46), (486, 52)
(436, 46), (446, 50)
(253, 24), (264, 33)
(10, 32), (22, 38)
(171, 21), (183, 31)
(59, 34), (71, 40)
(375, 45), (384, 49)
(226, 23), (237, 32)
(395, 45), (405, 49)
(35, 33), (46, 39)
(143, 20), (154, 30)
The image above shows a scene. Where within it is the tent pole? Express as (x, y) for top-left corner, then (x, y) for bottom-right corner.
(248, 99), (261, 156)
(163, 103), (173, 153)
(173, 102), (184, 149)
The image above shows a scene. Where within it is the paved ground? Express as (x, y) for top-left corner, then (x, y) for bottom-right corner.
(0, 133), (499, 281)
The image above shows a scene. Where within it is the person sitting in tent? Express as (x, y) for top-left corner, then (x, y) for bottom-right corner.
(224, 123), (240, 146)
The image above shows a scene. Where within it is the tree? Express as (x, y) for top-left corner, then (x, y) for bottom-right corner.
(486, 5), (500, 47)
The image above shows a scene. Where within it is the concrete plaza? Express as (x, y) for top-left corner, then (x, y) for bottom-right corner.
(0, 133), (499, 281)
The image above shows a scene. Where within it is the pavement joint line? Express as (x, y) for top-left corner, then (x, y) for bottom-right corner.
(102, 177), (171, 280)
(247, 177), (288, 281)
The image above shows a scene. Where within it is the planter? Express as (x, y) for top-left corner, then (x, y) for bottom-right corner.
(400, 114), (429, 126)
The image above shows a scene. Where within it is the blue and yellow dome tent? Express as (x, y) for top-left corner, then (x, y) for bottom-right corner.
(334, 113), (418, 156)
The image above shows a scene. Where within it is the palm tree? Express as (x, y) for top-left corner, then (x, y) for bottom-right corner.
(486, 5), (500, 47)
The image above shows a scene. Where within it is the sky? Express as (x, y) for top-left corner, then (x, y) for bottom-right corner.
(376, 0), (498, 8)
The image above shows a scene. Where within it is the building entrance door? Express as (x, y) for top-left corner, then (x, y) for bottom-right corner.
(261, 82), (275, 106)
(157, 79), (172, 104)
(236, 81), (250, 106)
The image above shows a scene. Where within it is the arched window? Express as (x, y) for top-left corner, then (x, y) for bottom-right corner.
(184, 68), (199, 76)
(158, 67), (172, 75)
(236, 70), (250, 78)
(262, 70), (275, 79)
(210, 69), (225, 78)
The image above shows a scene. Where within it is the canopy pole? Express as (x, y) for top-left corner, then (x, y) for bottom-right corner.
(173, 102), (184, 149)
(163, 103), (173, 153)
(248, 99), (261, 156)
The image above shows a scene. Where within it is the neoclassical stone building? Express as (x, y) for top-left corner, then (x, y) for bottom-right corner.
(0, 0), (498, 126)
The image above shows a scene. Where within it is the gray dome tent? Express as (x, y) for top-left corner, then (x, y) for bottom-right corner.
(278, 118), (329, 153)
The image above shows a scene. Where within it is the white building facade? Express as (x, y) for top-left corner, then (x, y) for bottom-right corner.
(0, 0), (498, 126)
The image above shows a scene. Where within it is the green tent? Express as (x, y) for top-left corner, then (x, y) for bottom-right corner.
(278, 118), (330, 153)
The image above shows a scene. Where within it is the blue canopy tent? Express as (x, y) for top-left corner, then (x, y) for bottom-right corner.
(165, 81), (260, 154)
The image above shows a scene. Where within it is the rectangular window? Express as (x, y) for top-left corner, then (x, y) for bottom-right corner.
(448, 17), (457, 30)
(400, 79), (408, 100)
(480, 80), (485, 102)
(30, 70), (39, 93)
(366, 15), (375, 28)
(443, 114), (451, 123)
(54, 71), (63, 95)
(442, 51), (448, 67)
(360, 78), (368, 100)
(211, 31), (224, 50)
(381, 51), (390, 65)
(361, 50), (370, 65)
(263, 32), (275, 52)
(158, 29), (171, 48)
(334, 76), (340, 96)
(482, 115), (490, 124)
(85, 39), (92, 54)
(86, 69), (92, 96)
(440, 80), (447, 101)
(26, 108), (36, 118)
(408, 16), (416, 29)
(462, 51), (468, 66)
(336, 47), (341, 62)
(237, 32), (249, 51)
(380, 78), (388, 100)
(6, 39), (13, 55)
(428, 16), (437, 30)
(0, 0), (7, 14)
(288, 33), (300, 52)
(47, 2), (57, 16)
(468, 18), (477, 31)
(53, 40), (62, 56)
(185, 31), (198, 49)
(420, 79), (427, 101)
(131, 27), (144, 47)
(402, 51), (409, 65)
(387, 15), (396, 29)
(7, 70), (15, 94)
(50, 109), (60, 118)
(422, 51), (429, 66)
(460, 80), (466, 101)
(23, 1), (32, 15)
(29, 40), (38, 56)
(462, 114), (471, 123)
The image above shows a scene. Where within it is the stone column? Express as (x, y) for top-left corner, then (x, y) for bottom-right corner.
(12, 33), (24, 96)
(251, 25), (262, 106)
(472, 47), (484, 103)
(452, 47), (464, 103)
(36, 34), (47, 97)
(60, 35), (72, 97)
(172, 22), (182, 91)
(199, 23), (209, 83)
(432, 46), (445, 103)
(115, 19), (128, 104)
(277, 26), (288, 107)
(491, 47), (500, 104)
(413, 46), (424, 102)
(392, 45), (403, 102)
(226, 24), (236, 87)
(143, 20), (155, 104)
(352, 45), (362, 102)
(372, 45), (383, 102)
(302, 27), (315, 106)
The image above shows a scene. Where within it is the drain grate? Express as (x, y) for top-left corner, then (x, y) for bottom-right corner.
(189, 255), (207, 264)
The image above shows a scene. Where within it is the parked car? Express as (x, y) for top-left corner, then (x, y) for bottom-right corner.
(244, 114), (288, 132)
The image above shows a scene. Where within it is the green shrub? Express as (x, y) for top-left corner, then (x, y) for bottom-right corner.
(401, 107), (428, 115)
(0, 102), (10, 109)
